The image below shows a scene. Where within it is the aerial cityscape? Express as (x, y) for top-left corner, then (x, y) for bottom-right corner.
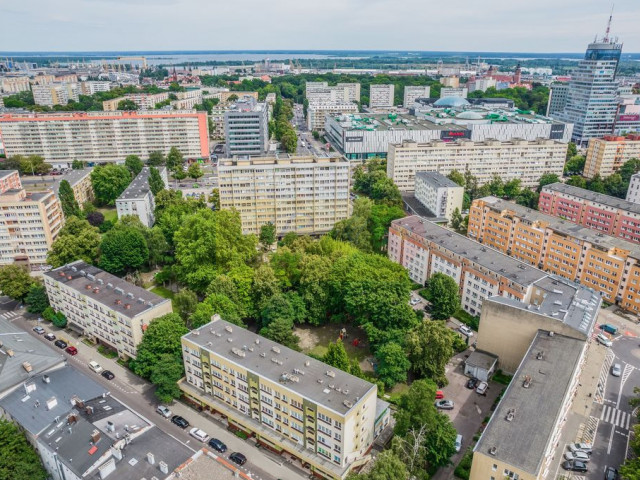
(0, 3), (640, 480)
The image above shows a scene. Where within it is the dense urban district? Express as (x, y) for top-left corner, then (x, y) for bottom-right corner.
(0, 17), (640, 480)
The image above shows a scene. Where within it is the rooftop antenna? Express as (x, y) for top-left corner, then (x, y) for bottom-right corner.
(603, 4), (614, 43)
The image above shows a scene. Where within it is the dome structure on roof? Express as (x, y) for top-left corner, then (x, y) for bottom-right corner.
(433, 96), (470, 108)
(455, 110), (484, 120)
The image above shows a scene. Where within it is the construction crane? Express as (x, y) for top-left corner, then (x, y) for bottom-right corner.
(116, 56), (147, 69)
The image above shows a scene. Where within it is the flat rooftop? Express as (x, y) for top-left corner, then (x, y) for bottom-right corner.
(218, 154), (348, 167)
(543, 182), (640, 216)
(44, 260), (170, 318)
(475, 331), (584, 476)
(478, 196), (640, 259)
(174, 450), (240, 480)
(391, 216), (548, 287)
(184, 317), (376, 415)
(328, 112), (465, 132)
(416, 171), (462, 189)
(117, 166), (158, 201)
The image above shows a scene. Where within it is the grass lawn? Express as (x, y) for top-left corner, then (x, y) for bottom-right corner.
(98, 207), (118, 223)
(151, 286), (175, 300)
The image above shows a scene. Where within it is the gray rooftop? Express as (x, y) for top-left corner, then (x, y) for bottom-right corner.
(543, 182), (640, 216)
(52, 168), (92, 194)
(44, 260), (170, 319)
(0, 317), (65, 397)
(416, 171), (462, 189)
(116, 166), (158, 201)
(401, 193), (449, 223)
(391, 216), (548, 287)
(184, 317), (376, 415)
(465, 350), (498, 370)
(478, 196), (640, 259)
(475, 331), (585, 475)
(329, 112), (465, 132)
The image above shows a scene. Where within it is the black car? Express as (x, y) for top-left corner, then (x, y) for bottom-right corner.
(171, 415), (189, 429)
(208, 438), (227, 453)
(54, 339), (68, 349)
(101, 370), (115, 380)
(605, 467), (619, 480)
(562, 460), (588, 472)
(466, 378), (479, 389)
(229, 452), (247, 466)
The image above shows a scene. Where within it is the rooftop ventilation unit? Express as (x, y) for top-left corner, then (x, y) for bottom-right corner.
(272, 346), (280, 354)
(326, 370), (336, 378)
(114, 287), (124, 295)
(536, 351), (544, 360)
(225, 326), (233, 333)
(506, 408), (516, 421)
(80, 270), (86, 276)
(71, 266), (78, 272)
(231, 347), (246, 358)
(137, 297), (144, 304)
(489, 446), (497, 456)
(343, 400), (353, 408)
(97, 279), (104, 285)
(523, 375), (532, 388)
(126, 292), (134, 299)
(87, 274), (96, 281)
(106, 283), (114, 289)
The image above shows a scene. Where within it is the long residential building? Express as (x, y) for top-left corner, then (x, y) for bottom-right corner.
(102, 92), (170, 110)
(43, 261), (173, 359)
(218, 155), (350, 236)
(583, 135), (640, 178)
(468, 196), (640, 311)
(539, 182), (640, 244)
(307, 103), (358, 132)
(0, 76), (31, 93)
(0, 170), (64, 269)
(0, 110), (210, 166)
(388, 216), (553, 316)
(180, 316), (390, 480)
(403, 86), (431, 108)
(387, 138), (567, 191)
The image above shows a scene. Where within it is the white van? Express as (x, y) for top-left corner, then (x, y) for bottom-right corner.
(88, 361), (103, 374)
(189, 427), (209, 443)
(455, 434), (463, 452)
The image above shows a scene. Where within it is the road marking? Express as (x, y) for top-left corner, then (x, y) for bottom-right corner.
(608, 424), (615, 454)
(595, 350), (615, 403)
(600, 405), (632, 430)
(0, 311), (19, 320)
(618, 362), (634, 409)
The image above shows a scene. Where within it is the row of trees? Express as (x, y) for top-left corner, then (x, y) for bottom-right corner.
(270, 97), (297, 153)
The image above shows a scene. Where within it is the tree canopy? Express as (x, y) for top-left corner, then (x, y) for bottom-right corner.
(90, 164), (132, 206)
(424, 273), (460, 320)
(407, 320), (456, 386)
(99, 225), (149, 274)
(0, 419), (48, 480)
(0, 265), (37, 302)
(125, 155), (144, 176)
(58, 179), (80, 218)
(47, 217), (102, 267)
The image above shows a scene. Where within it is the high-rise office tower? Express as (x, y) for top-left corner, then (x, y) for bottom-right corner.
(552, 14), (622, 147)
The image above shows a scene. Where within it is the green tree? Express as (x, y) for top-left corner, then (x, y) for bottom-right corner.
(117, 99), (138, 110)
(150, 353), (185, 403)
(130, 313), (188, 379)
(146, 226), (170, 268)
(227, 94), (239, 103)
(537, 173), (561, 193)
(125, 155), (144, 176)
(564, 155), (585, 175)
(347, 450), (409, 480)
(407, 320), (456, 386)
(503, 178), (522, 199)
(312, 130), (320, 140)
(149, 166), (165, 196)
(190, 293), (244, 328)
(566, 175), (587, 188)
(47, 217), (101, 267)
(99, 226), (149, 274)
(173, 289), (198, 323)
(86, 211), (105, 227)
(323, 340), (351, 373)
(0, 265), (36, 302)
(450, 208), (463, 231)
(209, 188), (220, 210)
(187, 163), (203, 181)
(447, 169), (465, 187)
(424, 273), (460, 320)
(515, 188), (539, 209)
(166, 146), (184, 172)
(25, 284), (50, 314)
(91, 164), (132, 206)
(72, 159), (84, 170)
(259, 316), (299, 350)
(148, 151), (166, 166)
(375, 342), (411, 388)
(587, 174), (606, 193)
(58, 179), (81, 218)
(259, 222), (277, 248)
(0, 419), (48, 480)
(566, 142), (577, 160)
(51, 312), (67, 328)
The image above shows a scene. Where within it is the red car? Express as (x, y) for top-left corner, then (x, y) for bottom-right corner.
(436, 390), (445, 399)
(65, 346), (78, 355)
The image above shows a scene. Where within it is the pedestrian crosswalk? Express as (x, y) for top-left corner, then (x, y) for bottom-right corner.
(600, 405), (632, 430)
(0, 311), (19, 320)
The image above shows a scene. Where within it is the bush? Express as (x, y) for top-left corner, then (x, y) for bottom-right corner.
(98, 345), (118, 359)
(453, 308), (479, 331)
(42, 306), (56, 321)
(454, 449), (474, 480)
(51, 312), (67, 328)
(493, 370), (513, 385)
(234, 430), (249, 440)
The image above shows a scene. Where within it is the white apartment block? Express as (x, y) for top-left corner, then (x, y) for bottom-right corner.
(170, 89), (203, 110)
(116, 167), (168, 227)
(79, 81), (112, 95)
(627, 173), (640, 204)
(337, 83), (361, 103)
(0, 170), (64, 269)
(403, 86), (431, 108)
(180, 317), (388, 480)
(414, 171), (464, 220)
(0, 111), (210, 166)
(440, 87), (468, 98)
(44, 261), (173, 359)
(1, 76), (31, 93)
(218, 155), (351, 236)
(387, 138), (567, 191)
(102, 92), (170, 111)
(307, 103), (358, 132)
(32, 83), (80, 107)
(305, 81), (329, 96)
(468, 77), (497, 92)
(368, 84), (394, 108)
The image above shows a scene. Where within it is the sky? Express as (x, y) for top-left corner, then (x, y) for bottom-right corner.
(1, 0), (639, 53)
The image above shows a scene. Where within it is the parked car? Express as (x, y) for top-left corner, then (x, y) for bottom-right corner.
(229, 452), (247, 466)
(596, 333), (612, 347)
(410, 298), (421, 306)
(564, 451), (590, 462)
(88, 361), (103, 374)
(44, 332), (56, 341)
(208, 438), (227, 453)
(54, 339), (68, 349)
(568, 442), (593, 455)
(459, 325), (474, 337)
(33, 326), (45, 335)
(605, 467), (619, 480)
(101, 370), (115, 380)
(476, 381), (488, 395)
(189, 427), (209, 443)
(171, 415), (190, 429)
(454, 434), (463, 453)
(156, 406), (172, 418)
(435, 390), (445, 399)
(466, 378), (479, 389)
(611, 363), (622, 377)
(562, 460), (588, 472)
(599, 324), (619, 335)
(435, 400), (455, 410)
(65, 346), (78, 355)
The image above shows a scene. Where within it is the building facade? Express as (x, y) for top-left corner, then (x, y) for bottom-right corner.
(307, 103), (358, 132)
(539, 182), (640, 244)
(368, 84), (394, 108)
(414, 171), (464, 220)
(180, 317), (383, 480)
(440, 87), (468, 98)
(0, 170), (64, 269)
(218, 155), (350, 236)
(52, 168), (94, 207)
(79, 81), (112, 95)
(102, 92), (170, 111)
(403, 86), (431, 108)
(583, 135), (640, 178)
(0, 76), (31, 93)
(0, 110), (209, 166)
(170, 89), (203, 110)
(224, 97), (269, 157)
(44, 261), (173, 359)
(546, 82), (569, 117)
(116, 167), (167, 227)
(387, 138), (567, 191)
(627, 173), (640, 204)
(32, 83), (80, 107)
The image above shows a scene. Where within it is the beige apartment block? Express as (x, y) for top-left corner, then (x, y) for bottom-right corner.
(32, 83), (80, 107)
(170, 89), (203, 110)
(584, 135), (640, 178)
(218, 91), (258, 104)
(307, 103), (359, 131)
(387, 138), (567, 191)
(52, 168), (94, 206)
(0, 76), (31, 93)
(180, 317), (389, 480)
(218, 155), (351, 236)
(43, 261), (173, 359)
(0, 170), (63, 269)
(102, 92), (170, 111)
(368, 84), (394, 108)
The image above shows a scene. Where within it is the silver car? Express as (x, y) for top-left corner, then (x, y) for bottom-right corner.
(564, 451), (590, 463)
(596, 333), (612, 347)
(611, 363), (622, 377)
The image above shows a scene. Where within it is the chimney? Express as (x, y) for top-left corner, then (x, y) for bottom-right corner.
(22, 362), (33, 372)
(158, 461), (168, 474)
(93, 288), (100, 294)
(106, 421), (115, 433)
(46, 397), (58, 411)
(124, 304), (131, 310)
(147, 452), (155, 465)
(67, 414), (77, 425)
